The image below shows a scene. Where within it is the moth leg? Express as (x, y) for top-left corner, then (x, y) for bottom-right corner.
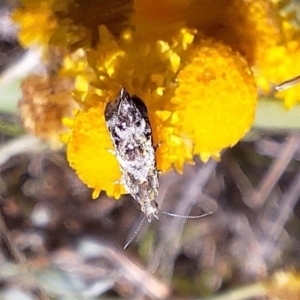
(112, 179), (122, 185)
(154, 141), (162, 150)
(106, 148), (117, 156)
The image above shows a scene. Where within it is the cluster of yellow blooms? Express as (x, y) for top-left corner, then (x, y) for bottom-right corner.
(13, 0), (300, 198)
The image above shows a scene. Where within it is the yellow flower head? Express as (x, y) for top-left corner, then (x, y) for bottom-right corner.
(171, 38), (257, 162)
(64, 104), (125, 199)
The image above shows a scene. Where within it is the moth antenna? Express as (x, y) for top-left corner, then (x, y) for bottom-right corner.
(275, 75), (300, 92)
(123, 215), (146, 250)
(160, 210), (213, 219)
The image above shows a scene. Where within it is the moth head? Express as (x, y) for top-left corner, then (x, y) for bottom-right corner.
(104, 88), (131, 120)
(141, 200), (159, 223)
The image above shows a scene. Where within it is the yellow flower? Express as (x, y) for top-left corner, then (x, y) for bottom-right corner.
(171, 39), (257, 162)
(64, 104), (126, 199)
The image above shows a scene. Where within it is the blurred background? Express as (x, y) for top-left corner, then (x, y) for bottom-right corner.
(2, 1), (300, 300)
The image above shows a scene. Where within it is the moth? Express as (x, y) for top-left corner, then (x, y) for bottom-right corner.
(104, 88), (159, 222)
(105, 88), (212, 248)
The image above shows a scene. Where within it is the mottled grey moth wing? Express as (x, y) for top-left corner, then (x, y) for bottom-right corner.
(104, 87), (160, 222)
